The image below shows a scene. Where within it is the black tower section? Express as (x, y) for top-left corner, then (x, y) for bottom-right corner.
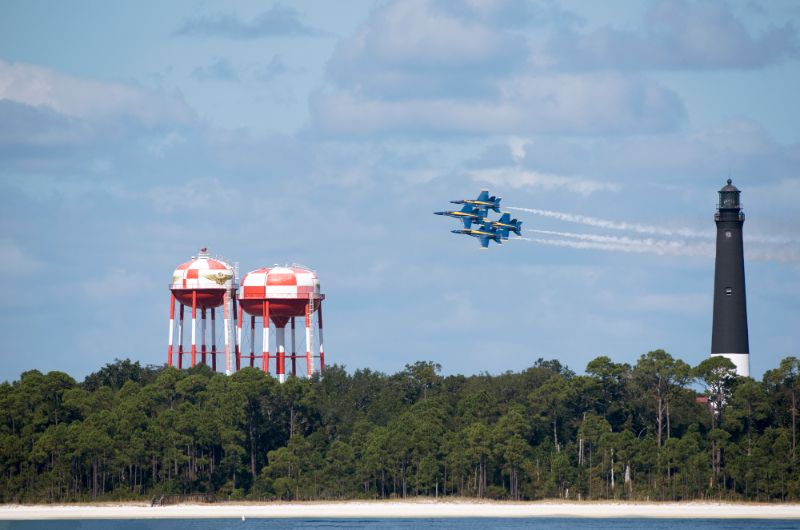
(711, 179), (749, 376)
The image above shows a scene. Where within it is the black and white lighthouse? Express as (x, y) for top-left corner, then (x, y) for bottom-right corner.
(711, 179), (750, 377)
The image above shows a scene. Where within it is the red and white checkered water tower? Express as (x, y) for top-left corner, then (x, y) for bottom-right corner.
(238, 265), (326, 381)
(167, 248), (237, 373)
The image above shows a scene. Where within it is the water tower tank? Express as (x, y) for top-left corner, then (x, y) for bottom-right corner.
(237, 265), (325, 380)
(167, 248), (235, 370)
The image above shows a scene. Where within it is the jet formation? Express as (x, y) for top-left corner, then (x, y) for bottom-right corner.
(434, 190), (522, 249)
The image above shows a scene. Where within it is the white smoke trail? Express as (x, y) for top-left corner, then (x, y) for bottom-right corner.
(527, 228), (688, 247)
(508, 206), (713, 238)
(514, 236), (713, 257)
(510, 206), (800, 248)
(515, 235), (799, 262)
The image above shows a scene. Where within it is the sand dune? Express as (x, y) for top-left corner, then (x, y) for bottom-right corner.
(1, 500), (799, 520)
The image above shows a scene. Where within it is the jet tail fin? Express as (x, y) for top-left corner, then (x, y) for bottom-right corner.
(490, 197), (502, 213)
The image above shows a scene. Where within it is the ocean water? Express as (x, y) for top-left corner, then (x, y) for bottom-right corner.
(1, 519), (799, 530)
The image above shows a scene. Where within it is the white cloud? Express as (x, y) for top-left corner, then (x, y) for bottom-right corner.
(0, 59), (194, 126)
(469, 167), (618, 195)
(543, 0), (800, 70)
(504, 118), (796, 182)
(328, 0), (528, 97)
(311, 72), (684, 136)
(315, 0), (695, 137)
(507, 136), (527, 162)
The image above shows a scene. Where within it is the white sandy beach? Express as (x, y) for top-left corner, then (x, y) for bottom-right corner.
(1, 500), (799, 520)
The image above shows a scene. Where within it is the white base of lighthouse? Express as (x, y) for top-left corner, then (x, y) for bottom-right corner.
(711, 353), (750, 378)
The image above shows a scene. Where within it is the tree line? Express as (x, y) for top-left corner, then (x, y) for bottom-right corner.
(1, 351), (799, 503)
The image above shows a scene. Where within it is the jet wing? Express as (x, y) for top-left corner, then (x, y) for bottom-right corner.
(480, 236), (490, 249)
(476, 190), (489, 202)
(461, 217), (473, 229)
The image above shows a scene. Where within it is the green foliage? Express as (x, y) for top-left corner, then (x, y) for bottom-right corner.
(0, 355), (798, 502)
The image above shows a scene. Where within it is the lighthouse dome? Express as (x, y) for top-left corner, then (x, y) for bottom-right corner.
(718, 179), (741, 209)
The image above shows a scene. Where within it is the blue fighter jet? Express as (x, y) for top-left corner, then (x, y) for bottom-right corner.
(450, 190), (501, 214)
(451, 224), (503, 249)
(433, 204), (484, 229)
(479, 212), (522, 239)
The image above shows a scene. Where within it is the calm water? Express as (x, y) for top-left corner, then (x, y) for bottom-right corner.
(1, 520), (799, 530)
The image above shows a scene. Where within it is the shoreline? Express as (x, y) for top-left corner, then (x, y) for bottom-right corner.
(2, 500), (800, 520)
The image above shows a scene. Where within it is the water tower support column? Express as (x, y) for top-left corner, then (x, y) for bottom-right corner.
(235, 299), (243, 371)
(211, 308), (217, 371)
(305, 302), (313, 378)
(262, 301), (271, 373)
(228, 293), (237, 375)
(318, 302), (325, 372)
(167, 294), (175, 367)
(291, 317), (297, 377)
(191, 291), (197, 367)
(250, 316), (256, 368)
(201, 309), (207, 365)
(178, 304), (185, 369)
(276, 325), (286, 383)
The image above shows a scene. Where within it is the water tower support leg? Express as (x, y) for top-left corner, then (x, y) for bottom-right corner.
(235, 300), (242, 372)
(178, 304), (185, 369)
(318, 302), (325, 373)
(305, 302), (313, 378)
(233, 293), (242, 375)
(201, 308), (207, 365)
(191, 291), (197, 367)
(262, 301), (270, 374)
(250, 316), (255, 368)
(291, 317), (296, 377)
(276, 325), (285, 383)
(167, 293), (175, 367)
(211, 308), (217, 372)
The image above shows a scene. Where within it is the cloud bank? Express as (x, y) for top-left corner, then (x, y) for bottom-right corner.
(0, 59), (193, 126)
(311, 0), (688, 137)
(470, 168), (619, 195)
(311, 72), (685, 136)
(542, 0), (800, 71)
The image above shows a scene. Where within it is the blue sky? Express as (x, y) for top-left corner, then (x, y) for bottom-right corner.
(0, 0), (798, 382)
